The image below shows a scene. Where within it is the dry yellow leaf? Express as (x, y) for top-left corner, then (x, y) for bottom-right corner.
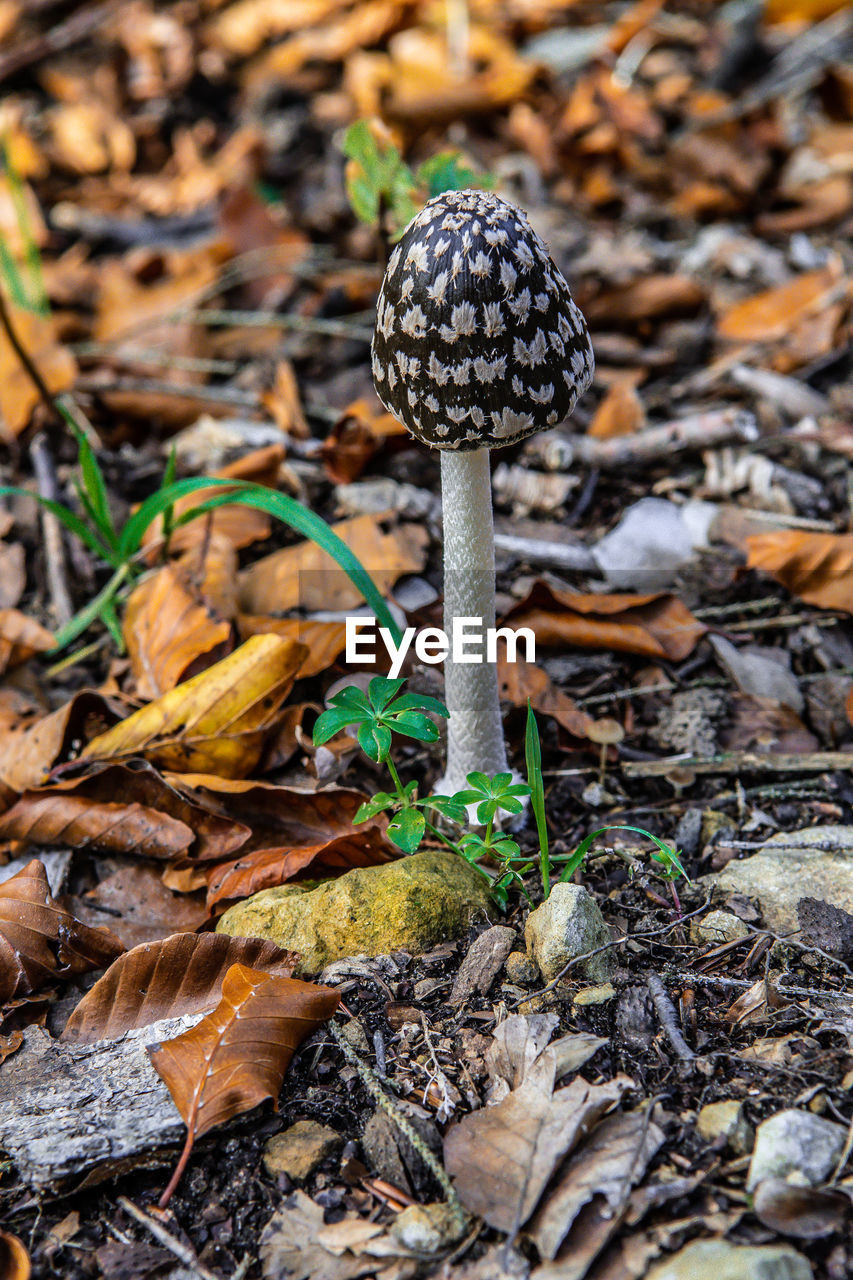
(0, 305), (76, 439)
(80, 635), (308, 777)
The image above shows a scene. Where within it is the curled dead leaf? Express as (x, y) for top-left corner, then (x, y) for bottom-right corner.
(746, 531), (853, 614)
(0, 859), (124, 1004)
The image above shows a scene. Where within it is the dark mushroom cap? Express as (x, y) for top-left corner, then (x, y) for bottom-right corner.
(371, 189), (594, 451)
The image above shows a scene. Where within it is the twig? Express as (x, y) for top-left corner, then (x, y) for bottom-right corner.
(117, 1198), (220, 1280)
(664, 969), (849, 1001)
(646, 973), (695, 1062)
(526, 409), (758, 472)
(328, 1020), (468, 1235)
(622, 751), (853, 779)
(493, 531), (597, 572)
(172, 308), (375, 343)
(75, 375), (261, 410)
(29, 432), (73, 626)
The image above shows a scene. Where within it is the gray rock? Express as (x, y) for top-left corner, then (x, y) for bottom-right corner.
(524, 884), (612, 983)
(646, 1240), (811, 1280)
(696, 1100), (752, 1152)
(450, 925), (516, 1005)
(691, 910), (750, 946)
(706, 825), (853, 934)
(217, 849), (494, 974)
(747, 1109), (847, 1191)
(710, 636), (803, 713)
(592, 497), (715, 590)
(263, 1121), (342, 1181)
(390, 1203), (466, 1253)
(504, 951), (540, 987)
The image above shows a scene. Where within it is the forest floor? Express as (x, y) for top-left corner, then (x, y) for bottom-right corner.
(1, 2), (853, 1278)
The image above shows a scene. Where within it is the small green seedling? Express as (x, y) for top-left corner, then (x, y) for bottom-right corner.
(314, 678), (692, 913)
(343, 120), (492, 240)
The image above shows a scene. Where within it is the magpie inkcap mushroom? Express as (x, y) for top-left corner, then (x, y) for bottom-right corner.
(371, 188), (594, 800)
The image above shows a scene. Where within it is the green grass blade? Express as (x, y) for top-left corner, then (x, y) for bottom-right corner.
(50, 562), (130, 652)
(119, 478), (403, 643)
(0, 485), (116, 562)
(524, 702), (550, 899)
(71, 424), (117, 550)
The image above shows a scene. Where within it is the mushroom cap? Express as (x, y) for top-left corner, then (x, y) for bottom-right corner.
(371, 188), (594, 451)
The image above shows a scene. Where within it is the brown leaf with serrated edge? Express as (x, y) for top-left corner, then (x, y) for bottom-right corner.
(498, 656), (592, 740)
(62, 932), (299, 1044)
(124, 534), (238, 699)
(238, 616), (348, 678)
(237, 514), (427, 614)
(0, 1229), (30, 1280)
(0, 691), (120, 794)
(150, 962), (339, 1205)
(444, 1048), (631, 1234)
(717, 262), (843, 342)
(41, 761), (250, 862)
(0, 610), (54, 674)
(0, 860), (124, 1004)
(501, 582), (705, 662)
(79, 635), (308, 777)
(746, 531), (853, 614)
(206, 826), (395, 909)
(0, 792), (194, 858)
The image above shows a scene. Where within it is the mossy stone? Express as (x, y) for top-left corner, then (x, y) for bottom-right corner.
(216, 849), (495, 974)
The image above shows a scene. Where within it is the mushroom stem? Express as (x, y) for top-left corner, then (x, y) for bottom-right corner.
(435, 448), (509, 797)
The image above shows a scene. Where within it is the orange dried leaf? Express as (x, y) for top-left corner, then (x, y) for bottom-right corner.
(746, 531), (853, 613)
(587, 378), (645, 440)
(502, 583), (705, 662)
(237, 616), (348, 678)
(62, 932), (299, 1044)
(0, 1230), (30, 1280)
(0, 859), (124, 1004)
(0, 610), (54, 674)
(717, 263), (843, 342)
(124, 536), (238, 699)
(498, 657), (592, 740)
(150, 962), (339, 1205)
(0, 306), (76, 439)
(79, 635), (308, 777)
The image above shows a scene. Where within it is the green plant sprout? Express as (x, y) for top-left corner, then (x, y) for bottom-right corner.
(343, 120), (493, 240)
(315, 678), (691, 912)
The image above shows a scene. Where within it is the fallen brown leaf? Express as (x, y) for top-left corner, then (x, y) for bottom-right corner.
(238, 513), (428, 614)
(237, 616), (348, 678)
(150, 962), (339, 1205)
(0, 305), (76, 440)
(501, 583), (705, 662)
(62, 931), (299, 1044)
(588, 378), (646, 440)
(321, 399), (408, 484)
(746, 530), (853, 613)
(0, 791), (195, 858)
(0, 610), (54, 674)
(752, 1178), (850, 1240)
(0, 859), (124, 1004)
(717, 262), (843, 342)
(206, 825), (395, 909)
(444, 1044), (632, 1234)
(0, 690), (121, 794)
(68, 863), (208, 949)
(42, 761), (250, 861)
(124, 534), (238, 699)
(498, 656), (593, 739)
(529, 1109), (665, 1261)
(79, 635), (308, 777)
